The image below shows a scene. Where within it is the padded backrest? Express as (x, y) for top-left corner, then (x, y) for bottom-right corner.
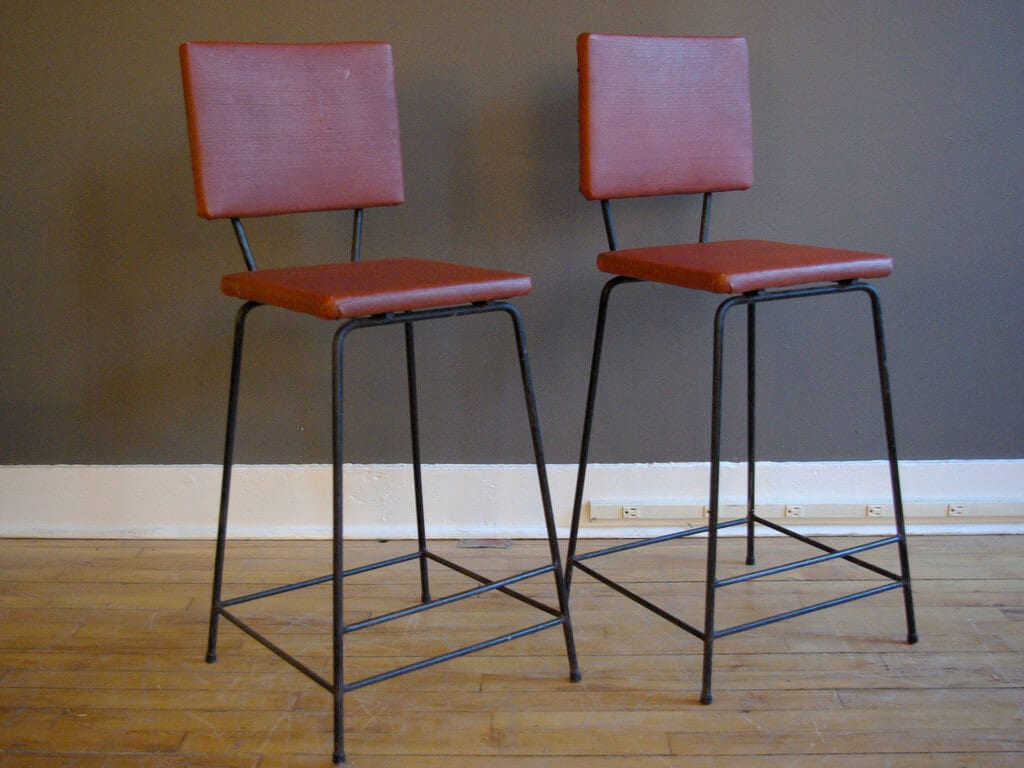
(180, 42), (405, 219)
(578, 33), (754, 201)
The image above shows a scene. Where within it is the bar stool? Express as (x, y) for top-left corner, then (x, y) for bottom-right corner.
(180, 40), (579, 763)
(564, 33), (917, 704)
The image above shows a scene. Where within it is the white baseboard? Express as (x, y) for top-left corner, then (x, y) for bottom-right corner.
(1, 461), (1021, 538)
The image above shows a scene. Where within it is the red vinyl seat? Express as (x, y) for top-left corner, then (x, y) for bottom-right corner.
(597, 239), (893, 293)
(564, 33), (918, 705)
(180, 41), (579, 764)
(220, 258), (532, 319)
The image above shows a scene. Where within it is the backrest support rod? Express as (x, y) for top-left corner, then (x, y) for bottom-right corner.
(600, 199), (618, 251)
(700, 192), (713, 243)
(231, 218), (257, 271)
(351, 208), (364, 262)
(601, 192), (714, 252)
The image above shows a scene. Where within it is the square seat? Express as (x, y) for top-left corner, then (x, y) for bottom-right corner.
(221, 257), (532, 319)
(598, 239), (893, 294)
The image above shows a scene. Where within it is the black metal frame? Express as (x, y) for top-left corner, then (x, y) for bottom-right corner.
(565, 193), (917, 705)
(206, 214), (580, 764)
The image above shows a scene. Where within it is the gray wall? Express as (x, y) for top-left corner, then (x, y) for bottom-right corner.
(2, 1), (1022, 466)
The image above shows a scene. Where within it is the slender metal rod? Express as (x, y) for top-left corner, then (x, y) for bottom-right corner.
(219, 608), (334, 691)
(743, 280), (871, 306)
(565, 276), (638, 591)
(865, 284), (918, 643)
(753, 516), (905, 580)
(231, 218), (257, 271)
(220, 551), (423, 609)
(404, 322), (431, 603)
(340, 550), (422, 578)
(502, 303), (581, 682)
(699, 192), (713, 243)
(331, 321), (355, 765)
(715, 535), (900, 587)
(600, 199), (618, 251)
(350, 208), (363, 262)
(572, 561), (705, 640)
(715, 582), (904, 639)
(746, 300), (757, 565)
(425, 552), (560, 616)
(206, 301), (259, 665)
(221, 573), (334, 607)
(573, 519), (739, 563)
(338, 299), (510, 329)
(702, 296), (744, 703)
(345, 565), (556, 634)
(342, 619), (564, 693)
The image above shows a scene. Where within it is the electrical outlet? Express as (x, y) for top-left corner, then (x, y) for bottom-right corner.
(866, 504), (885, 518)
(784, 505), (805, 518)
(947, 504), (967, 517)
(588, 501), (705, 524)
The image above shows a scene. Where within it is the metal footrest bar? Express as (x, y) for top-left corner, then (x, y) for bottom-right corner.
(342, 618), (564, 693)
(220, 573), (335, 608)
(752, 515), (904, 581)
(340, 551), (424, 578)
(713, 581), (905, 639)
(219, 607), (333, 691)
(220, 551), (423, 609)
(573, 519), (742, 563)
(571, 560), (705, 639)
(345, 563), (557, 634)
(715, 535), (901, 587)
(425, 551), (561, 617)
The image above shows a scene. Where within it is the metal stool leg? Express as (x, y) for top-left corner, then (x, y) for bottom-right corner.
(404, 322), (431, 604)
(745, 301), (757, 567)
(865, 286), (918, 644)
(701, 503), (720, 704)
(207, 301), (258, 665)
(701, 297), (739, 704)
(566, 276), (634, 593)
(504, 304), (581, 682)
(331, 321), (360, 765)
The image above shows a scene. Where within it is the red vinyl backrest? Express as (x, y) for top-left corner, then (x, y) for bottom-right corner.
(578, 34), (754, 201)
(180, 42), (405, 219)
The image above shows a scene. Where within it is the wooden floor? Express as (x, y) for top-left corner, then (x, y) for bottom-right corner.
(0, 534), (1021, 766)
